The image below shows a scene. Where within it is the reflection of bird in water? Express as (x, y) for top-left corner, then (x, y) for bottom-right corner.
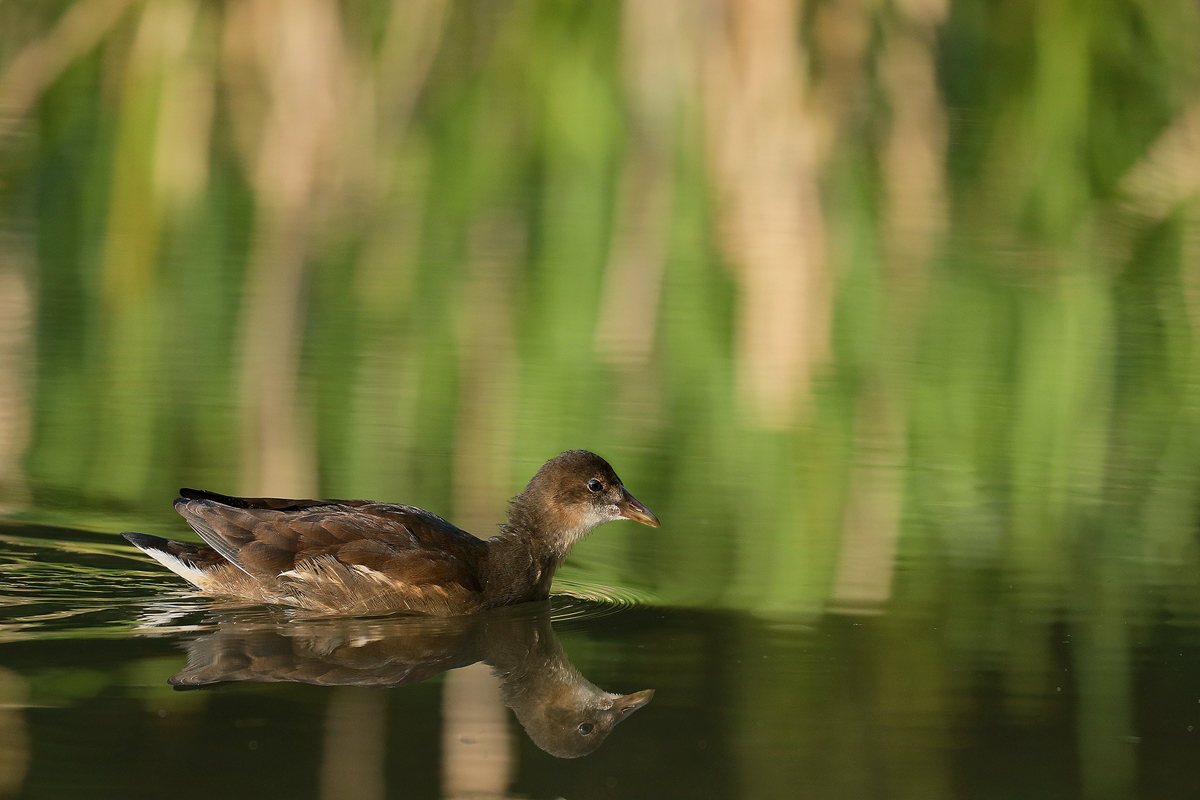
(121, 450), (659, 616)
(169, 605), (653, 758)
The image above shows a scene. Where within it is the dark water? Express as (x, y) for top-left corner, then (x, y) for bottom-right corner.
(4, 522), (1200, 800)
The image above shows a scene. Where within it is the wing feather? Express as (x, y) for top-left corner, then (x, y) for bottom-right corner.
(172, 491), (490, 613)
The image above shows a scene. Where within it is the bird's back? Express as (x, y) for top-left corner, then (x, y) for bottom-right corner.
(134, 489), (492, 615)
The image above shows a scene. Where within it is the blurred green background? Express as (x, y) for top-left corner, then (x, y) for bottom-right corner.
(6, 3), (1200, 799)
(3, 0), (1200, 624)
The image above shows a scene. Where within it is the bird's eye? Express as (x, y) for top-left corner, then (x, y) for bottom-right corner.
(578, 722), (594, 735)
(586, 479), (603, 493)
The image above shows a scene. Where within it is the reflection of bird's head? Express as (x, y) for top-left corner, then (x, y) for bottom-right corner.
(508, 680), (655, 758)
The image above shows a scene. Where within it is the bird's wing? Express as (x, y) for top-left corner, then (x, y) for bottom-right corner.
(174, 491), (490, 613)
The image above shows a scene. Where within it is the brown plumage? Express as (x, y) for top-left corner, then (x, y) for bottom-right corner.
(122, 450), (659, 616)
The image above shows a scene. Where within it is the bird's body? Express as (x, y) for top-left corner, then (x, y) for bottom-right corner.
(123, 450), (659, 616)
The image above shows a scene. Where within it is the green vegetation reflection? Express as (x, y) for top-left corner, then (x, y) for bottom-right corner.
(2, 3), (1200, 794)
(0, 0), (1197, 614)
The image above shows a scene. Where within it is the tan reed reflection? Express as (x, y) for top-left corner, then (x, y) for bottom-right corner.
(1119, 100), (1200, 339)
(1120, 102), (1200, 222)
(320, 688), (387, 800)
(703, 0), (830, 429)
(593, 0), (693, 451)
(441, 662), (515, 800)
(596, 0), (691, 368)
(225, 0), (356, 497)
(0, 240), (33, 513)
(0, 0), (135, 138)
(833, 0), (948, 609)
(452, 212), (523, 534)
(225, 0), (452, 498)
(0, 668), (29, 798)
(879, 8), (947, 280)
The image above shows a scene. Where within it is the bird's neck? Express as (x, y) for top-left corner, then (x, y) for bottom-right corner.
(480, 494), (585, 607)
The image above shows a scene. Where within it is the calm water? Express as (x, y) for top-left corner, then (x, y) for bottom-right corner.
(3, 518), (1200, 799)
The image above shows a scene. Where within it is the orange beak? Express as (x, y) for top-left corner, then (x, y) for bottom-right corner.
(618, 489), (660, 528)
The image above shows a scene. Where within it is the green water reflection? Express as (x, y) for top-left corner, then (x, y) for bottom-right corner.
(4, 526), (1200, 799)
(3, 0), (1200, 798)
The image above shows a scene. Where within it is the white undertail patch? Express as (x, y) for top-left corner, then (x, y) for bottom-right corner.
(140, 547), (208, 588)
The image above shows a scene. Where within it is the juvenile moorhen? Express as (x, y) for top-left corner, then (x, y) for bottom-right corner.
(122, 450), (659, 615)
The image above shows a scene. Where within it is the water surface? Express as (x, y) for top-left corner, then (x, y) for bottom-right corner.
(3, 520), (1200, 799)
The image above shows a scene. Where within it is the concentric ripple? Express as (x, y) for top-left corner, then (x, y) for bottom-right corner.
(549, 578), (656, 622)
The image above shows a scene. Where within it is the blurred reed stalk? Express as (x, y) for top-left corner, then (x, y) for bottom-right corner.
(319, 688), (387, 800)
(224, 0), (356, 498)
(0, 240), (33, 512)
(440, 663), (514, 798)
(833, 0), (947, 609)
(595, 0), (685, 369)
(702, 0), (830, 430)
(452, 210), (521, 533)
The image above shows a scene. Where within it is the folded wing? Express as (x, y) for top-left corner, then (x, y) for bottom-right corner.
(173, 490), (490, 614)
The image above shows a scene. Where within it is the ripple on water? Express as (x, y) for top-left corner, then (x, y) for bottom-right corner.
(550, 578), (656, 623)
(0, 522), (659, 638)
(0, 522), (206, 640)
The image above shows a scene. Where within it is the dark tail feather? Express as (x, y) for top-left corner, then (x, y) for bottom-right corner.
(178, 488), (334, 512)
(122, 531), (173, 551)
(178, 488), (257, 507)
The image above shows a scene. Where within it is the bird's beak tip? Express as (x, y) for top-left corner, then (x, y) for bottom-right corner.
(619, 490), (660, 528)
